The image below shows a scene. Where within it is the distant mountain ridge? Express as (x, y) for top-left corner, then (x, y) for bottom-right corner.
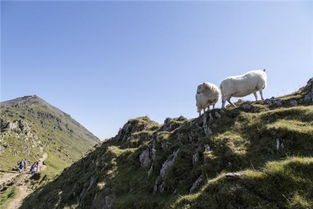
(1, 95), (99, 143)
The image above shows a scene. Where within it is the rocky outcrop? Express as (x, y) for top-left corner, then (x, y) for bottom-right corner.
(189, 174), (204, 193)
(20, 78), (313, 209)
(304, 78), (313, 103)
(154, 149), (180, 193)
(139, 148), (151, 168)
(159, 116), (187, 132)
(264, 98), (282, 107)
(115, 117), (159, 142)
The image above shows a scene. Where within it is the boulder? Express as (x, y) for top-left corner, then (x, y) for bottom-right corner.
(139, 149), (151, 168)
(189, 174), (204, 193)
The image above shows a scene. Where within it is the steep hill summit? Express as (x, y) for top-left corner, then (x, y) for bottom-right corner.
(0, 95), (99, 174)
(22, 78), (313, 209)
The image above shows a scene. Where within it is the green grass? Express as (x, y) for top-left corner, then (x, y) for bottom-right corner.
(0, 96), (99, 207)
(0, 186), (17, 208)
(20, 80), (313, 209)
(173, 157), (313, 209)
(0, 96), (98, 173)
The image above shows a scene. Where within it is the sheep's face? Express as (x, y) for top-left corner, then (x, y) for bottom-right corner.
(197, 83), (206, 94)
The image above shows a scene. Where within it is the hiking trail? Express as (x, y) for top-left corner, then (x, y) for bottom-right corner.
(0, 152), (48, 209)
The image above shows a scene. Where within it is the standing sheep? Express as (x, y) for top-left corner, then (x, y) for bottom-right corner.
(220, 69), (267, 108)
(196, 82), (220, 116)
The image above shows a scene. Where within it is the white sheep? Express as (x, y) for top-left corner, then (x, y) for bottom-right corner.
(195, 82), (220, 116)
(220, 69), (267, 108)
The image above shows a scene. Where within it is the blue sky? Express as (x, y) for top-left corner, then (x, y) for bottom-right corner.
(1, 1), (313, 139)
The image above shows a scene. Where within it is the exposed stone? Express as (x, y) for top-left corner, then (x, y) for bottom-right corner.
(160, 149), (180, 179)
(189, 174), (204, 193)
(225, 173), (243, 179)
(289, 100), (298, 106)
(204, 144), (211, 152)
(115, 116), (158, 141)
(214, 111), (221, 119)
(160, 116), (187, 132)
(148, 165), (153, 177)
(276, 139), (280, 151)
(274, 99), (282, 106)
(8, 121), (18, 129)
(208, 113), (214, 121)
(0, 145), (4, 154)
(154, 149), (180, 193)
(265, 97), (282, 107)
(153, 176), (161, 193)
(241, 103), (251, 110)
(139, 149), (151, 168)
(151, 147), (157, 161)
(304, 91), (313, 103)
(192, 152), (199, 166)
(204, 126), (212, 137)
(104, 195), (114, 209)
(276, 138), (284, 151)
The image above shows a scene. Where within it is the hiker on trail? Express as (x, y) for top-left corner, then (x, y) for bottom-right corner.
(18, 159), (26, 172)
(30, 161), (39, 174)
(24, 159), (28, 169)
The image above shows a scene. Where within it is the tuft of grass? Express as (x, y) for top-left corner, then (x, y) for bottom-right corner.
(20, 83), (313, 209)
(0, 186), (16, 208)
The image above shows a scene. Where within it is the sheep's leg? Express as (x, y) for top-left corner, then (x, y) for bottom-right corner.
(197, 107), (202, 117)
(259, 90), (264, 100)
(222, 97), (226, 109)
(227, 98), (236, 107)
(253, 92), (258, 101)
(212, 104), (215, 109)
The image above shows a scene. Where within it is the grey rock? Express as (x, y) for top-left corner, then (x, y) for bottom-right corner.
(225, 173), (242, 179)
(274, 99), (282, 106)
(148, 165), (153, 177)
(189, 174), (204, 193)
(204, 144), (211, 152)
(139, 149), (151, 168)
(160, 149), (180, 178)
(192, 152), (199, 166)
(153, 176), (161, 193)
(241, 103), (251, 110)
(204, 126), (212, 136)
(304, 92), (313, 102)
(214, 111), (221, 119)
(264, 99), (272, 105)
(265, 98), (282, 106)
(154, 149), (180, 193)
(151, 147), (157, 161)
(289, 100), (298, 106)
(104, 195), (114, 209)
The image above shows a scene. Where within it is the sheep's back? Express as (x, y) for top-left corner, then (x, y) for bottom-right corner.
(221, 73), (261, 97)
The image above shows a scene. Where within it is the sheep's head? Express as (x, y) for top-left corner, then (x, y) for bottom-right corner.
(197, 83), (207, 94)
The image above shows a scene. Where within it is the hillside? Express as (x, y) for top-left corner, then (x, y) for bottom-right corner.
(0, 95), (99, 173)
(0, 95), (99, 208)
(21, 78), (313, 209)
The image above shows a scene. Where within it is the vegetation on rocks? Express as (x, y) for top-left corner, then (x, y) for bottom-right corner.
(20, 78), (313, 209)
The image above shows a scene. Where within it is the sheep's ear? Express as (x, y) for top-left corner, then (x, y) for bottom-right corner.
(263, 69), (266, 72)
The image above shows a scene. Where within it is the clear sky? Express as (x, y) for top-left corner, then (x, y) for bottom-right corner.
(1, 1), (313, 139)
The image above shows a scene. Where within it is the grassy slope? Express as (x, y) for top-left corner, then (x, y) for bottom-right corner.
(21, 80), (313, 209)
(0, 95), (99, 176)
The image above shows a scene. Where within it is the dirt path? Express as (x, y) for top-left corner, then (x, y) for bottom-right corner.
(0, 152), (48, 209)
(6, 183), (30, 209)
(0, 172), (19, 186)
